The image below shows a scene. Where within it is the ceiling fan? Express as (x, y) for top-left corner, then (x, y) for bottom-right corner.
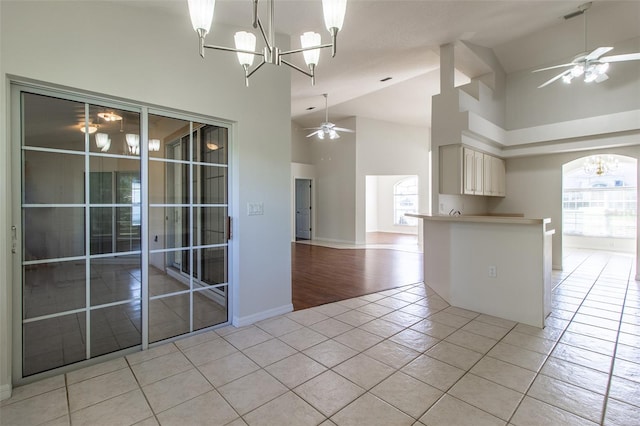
(305, 93), (354, 140)
(533, 2), (640, 88)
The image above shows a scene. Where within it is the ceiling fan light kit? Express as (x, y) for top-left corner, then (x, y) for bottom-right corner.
(533, 2), (640, 88)
(187, 0), (347, 87)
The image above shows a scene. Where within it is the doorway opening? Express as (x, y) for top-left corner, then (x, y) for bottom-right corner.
(365, 175), (419, 248)
(295, 178), (312, 240)
(562, 154), (637, 254)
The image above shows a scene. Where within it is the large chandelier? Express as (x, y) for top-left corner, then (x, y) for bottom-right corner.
(583, 155), (619, 176)
(187, 0), (347, 86)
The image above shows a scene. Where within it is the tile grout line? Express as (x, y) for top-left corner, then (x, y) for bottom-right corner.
(506, 251), (612, 425)
(124, 350), (162, 425)
(598, 265), (633, 426)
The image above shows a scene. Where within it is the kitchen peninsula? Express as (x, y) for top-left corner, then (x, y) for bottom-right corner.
(408, 214), (555, 328)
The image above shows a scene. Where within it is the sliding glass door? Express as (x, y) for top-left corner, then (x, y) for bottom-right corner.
(13, 87), (230, 380)
(147, 114), (229, 343)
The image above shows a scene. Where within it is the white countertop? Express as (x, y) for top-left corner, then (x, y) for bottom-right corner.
(406, 213), (551, 226)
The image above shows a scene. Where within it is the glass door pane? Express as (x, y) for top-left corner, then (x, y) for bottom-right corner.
(20, 92), (141, 377)
(148, 116), (229, 343)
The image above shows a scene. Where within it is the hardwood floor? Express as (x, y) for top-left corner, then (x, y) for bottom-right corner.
(291, 240), (423, 310)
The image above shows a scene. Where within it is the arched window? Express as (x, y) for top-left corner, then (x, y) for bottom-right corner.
(563, 155), (637, 238)
(394, 176), (418, 226)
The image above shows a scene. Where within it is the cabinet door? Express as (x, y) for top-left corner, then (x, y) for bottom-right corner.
(463, 148), (476, 194)
(473, 151), (484, 195)
(492, 156), (506, 196)
(483, 154), (492, 196)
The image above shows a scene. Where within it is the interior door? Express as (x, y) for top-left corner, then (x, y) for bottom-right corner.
(295, 179), (312, 240)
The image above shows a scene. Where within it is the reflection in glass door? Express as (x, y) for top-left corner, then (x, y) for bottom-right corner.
(18, 92), (142, 376)
(14, 88), (230, 380)
(148, 115), (229, 343)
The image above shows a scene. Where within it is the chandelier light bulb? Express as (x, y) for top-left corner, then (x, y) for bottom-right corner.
(322, 0), (347, 32)
(126, 133), (140, 155)
(188, 0), (215, 34)
(562, 74), (573, 84)
(234, 31), (257, 66)
(301, 32), (321, 67)
(95, 133), (110, 150)
(95, 133), (108, 148)
(149, 139), (161, 152)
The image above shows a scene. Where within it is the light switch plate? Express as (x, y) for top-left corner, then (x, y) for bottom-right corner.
(247, 202), (264, 216)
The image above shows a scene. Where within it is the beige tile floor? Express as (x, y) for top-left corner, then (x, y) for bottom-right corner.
(1, 250), (639, 425)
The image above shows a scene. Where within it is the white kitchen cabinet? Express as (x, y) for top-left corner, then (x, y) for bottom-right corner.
(491, 155), (506, 197)
(440, 144), (505, 197)
(483, 154), (506, 196)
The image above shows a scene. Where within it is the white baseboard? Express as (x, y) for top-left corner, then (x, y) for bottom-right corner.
(0, 383), (12, 402)
(233, 304), (294, 328)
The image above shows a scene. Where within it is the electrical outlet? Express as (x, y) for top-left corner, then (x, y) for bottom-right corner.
(488, 265), (497, 278)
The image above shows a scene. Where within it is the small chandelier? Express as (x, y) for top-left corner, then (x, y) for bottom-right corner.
(584, 155), (619, 176)
(187, 0), (347, 86)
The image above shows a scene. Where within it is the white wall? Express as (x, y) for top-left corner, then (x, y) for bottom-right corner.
(1, 0), (292, 394)
(365, 176), (378, 232)
(311, 117), (357, 243)
(355, 117), (430, 244)
(291, 123), (313, 164)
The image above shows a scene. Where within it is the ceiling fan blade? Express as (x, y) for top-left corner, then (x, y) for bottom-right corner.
(601, 53), (640, 63)
(304, 127), (322, 130)
(306, 130), (321, 138)
(538, 69), (571, 88)
(333, 127), (355, 133)
(532, 63), (575, 73)
(585, 47), (614, 61)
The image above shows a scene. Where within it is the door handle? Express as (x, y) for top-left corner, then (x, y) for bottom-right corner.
(11, 225), (17, 254)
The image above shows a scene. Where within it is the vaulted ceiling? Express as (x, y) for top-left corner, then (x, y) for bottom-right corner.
(138, 1), (640, 128)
